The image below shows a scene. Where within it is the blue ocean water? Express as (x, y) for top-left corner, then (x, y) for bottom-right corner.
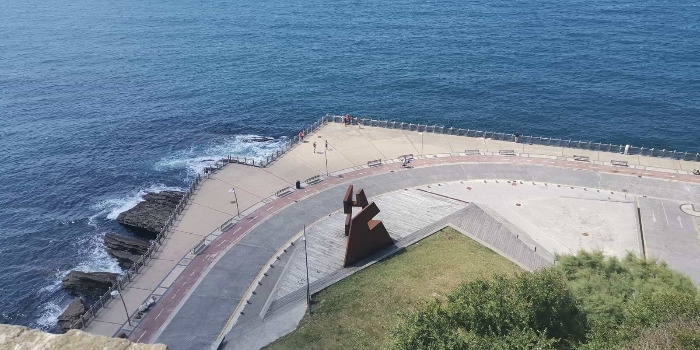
(1, 0), (699, 332)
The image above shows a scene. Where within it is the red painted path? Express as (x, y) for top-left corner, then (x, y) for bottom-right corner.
(130, 155), (699, 343)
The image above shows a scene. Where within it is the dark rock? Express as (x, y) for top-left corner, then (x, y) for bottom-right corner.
(107, 249), (141, 269)
(116, 191), (184, 238)
(57, 298), (85, 332)
(104, 234), (150, 268)
(62, 271), (118, 296)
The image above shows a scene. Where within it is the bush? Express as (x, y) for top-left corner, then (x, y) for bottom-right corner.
(393, 252), (700, 350)
(557, 252), (700, 348)
(392, 269), (587, 349)
(624, 316), (700, 350)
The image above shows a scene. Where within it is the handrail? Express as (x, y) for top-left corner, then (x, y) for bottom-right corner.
(70, 173), (203, 330)
(71, 113), (699, 330)
(324, 115), (700, 162)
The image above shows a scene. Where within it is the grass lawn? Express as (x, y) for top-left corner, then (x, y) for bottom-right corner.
(264, 227), (522, 350)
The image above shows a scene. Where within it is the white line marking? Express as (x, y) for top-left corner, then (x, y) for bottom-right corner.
(661, 201), (670, 226)
(677, 216), (683, 229)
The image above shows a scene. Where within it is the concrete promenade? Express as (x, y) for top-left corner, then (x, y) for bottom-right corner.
(85, 121), (700, 347)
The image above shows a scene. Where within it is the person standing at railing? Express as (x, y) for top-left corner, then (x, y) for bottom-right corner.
(514, 132), (520, 143)
(345, 114), (350, 126)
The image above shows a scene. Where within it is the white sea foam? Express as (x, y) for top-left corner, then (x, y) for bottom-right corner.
(91, 183), (184, 221)
(73, 233), (122, 274)
(34, 300), (64, 330)
(33, 231), (124, 330)
(34, 135), (284, 330)
(155, 134), (287, 179)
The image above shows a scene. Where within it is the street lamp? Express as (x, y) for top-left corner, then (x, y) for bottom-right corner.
(303, 225), (312, 315)
(228, 188), (240, 217)
(110, 287), (132, 326)
(420, 132), (424, 156)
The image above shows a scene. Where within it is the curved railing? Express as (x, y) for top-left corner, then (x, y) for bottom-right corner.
(71, 113), (698, 330)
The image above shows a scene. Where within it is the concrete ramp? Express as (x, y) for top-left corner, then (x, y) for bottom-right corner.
(224, 197), (554, 350)
(447, 205), (554, 271)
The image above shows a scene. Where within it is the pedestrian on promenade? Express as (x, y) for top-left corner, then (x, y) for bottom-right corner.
(299, 131), (304, 141)
(325, 140), (328, 150)
(313, 141), (316, 153)
(515, 132), (520, 143)
(345, 114), (350, 126)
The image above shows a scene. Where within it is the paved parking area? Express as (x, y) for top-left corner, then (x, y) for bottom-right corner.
(639, 197), (700, 284)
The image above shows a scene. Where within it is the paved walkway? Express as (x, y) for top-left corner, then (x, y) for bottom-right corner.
(145, 160), (697, 350)
(85, 121), (700, 343)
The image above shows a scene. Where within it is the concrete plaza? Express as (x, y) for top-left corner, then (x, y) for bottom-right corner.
(84, 121), (700, 349)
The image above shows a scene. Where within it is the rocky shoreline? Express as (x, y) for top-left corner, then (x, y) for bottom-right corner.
(57, 190), (184, 332)
(104, 234), (151, 269)
(116, 191), (184, 238)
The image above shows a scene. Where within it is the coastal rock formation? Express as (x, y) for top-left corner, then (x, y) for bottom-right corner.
(104, 234), (151, 269)
(0, 324), (167, 350)
(57, 298), (85, 332)
(116, 191), (184, 237)
(62, 271), (119, 296)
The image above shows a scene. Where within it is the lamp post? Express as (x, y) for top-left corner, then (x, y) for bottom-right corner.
(420, 132), (424, 156)
(303, 225), (312, 314)
(110, 286), (132, 326)
(228, 188), (240, 217)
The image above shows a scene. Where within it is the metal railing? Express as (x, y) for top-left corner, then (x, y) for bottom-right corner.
(68, 117), (332, 330)
(326, 115), (700, 162)
(70, 173), (205, 330)
(70, 113), (698, 330)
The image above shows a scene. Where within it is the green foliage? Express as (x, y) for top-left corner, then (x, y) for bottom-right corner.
(393, 251), (700, 350)
(392, 269), (586, 349)
(623, 316), (700, 350)
(557, 251), (700, 348)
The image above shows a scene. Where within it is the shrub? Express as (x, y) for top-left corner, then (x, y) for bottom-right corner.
(393, 252), (700, 350)
(557, 251), (700, 348)
(392, 269), (587, 349)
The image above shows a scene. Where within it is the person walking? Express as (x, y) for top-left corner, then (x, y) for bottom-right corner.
(325, 140), (328, 150)
(313, 141), (316, 153)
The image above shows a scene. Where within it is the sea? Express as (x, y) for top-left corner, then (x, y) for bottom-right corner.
(0, 0), (698, 333)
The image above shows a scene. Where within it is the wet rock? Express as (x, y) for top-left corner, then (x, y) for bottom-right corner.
(62, 271), (118, 296)
(104, 234), (150, 269)
(116, 191), (184, 238)
(57, 298), (85, 332)
(249, 136), (274, 142)
(106, 250), (141, 269)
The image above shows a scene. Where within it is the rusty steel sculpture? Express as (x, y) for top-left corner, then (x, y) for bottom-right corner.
(343, 185), (393, 267)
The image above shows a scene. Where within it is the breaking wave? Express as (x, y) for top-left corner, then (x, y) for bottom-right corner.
(154, 134), (287, 178)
